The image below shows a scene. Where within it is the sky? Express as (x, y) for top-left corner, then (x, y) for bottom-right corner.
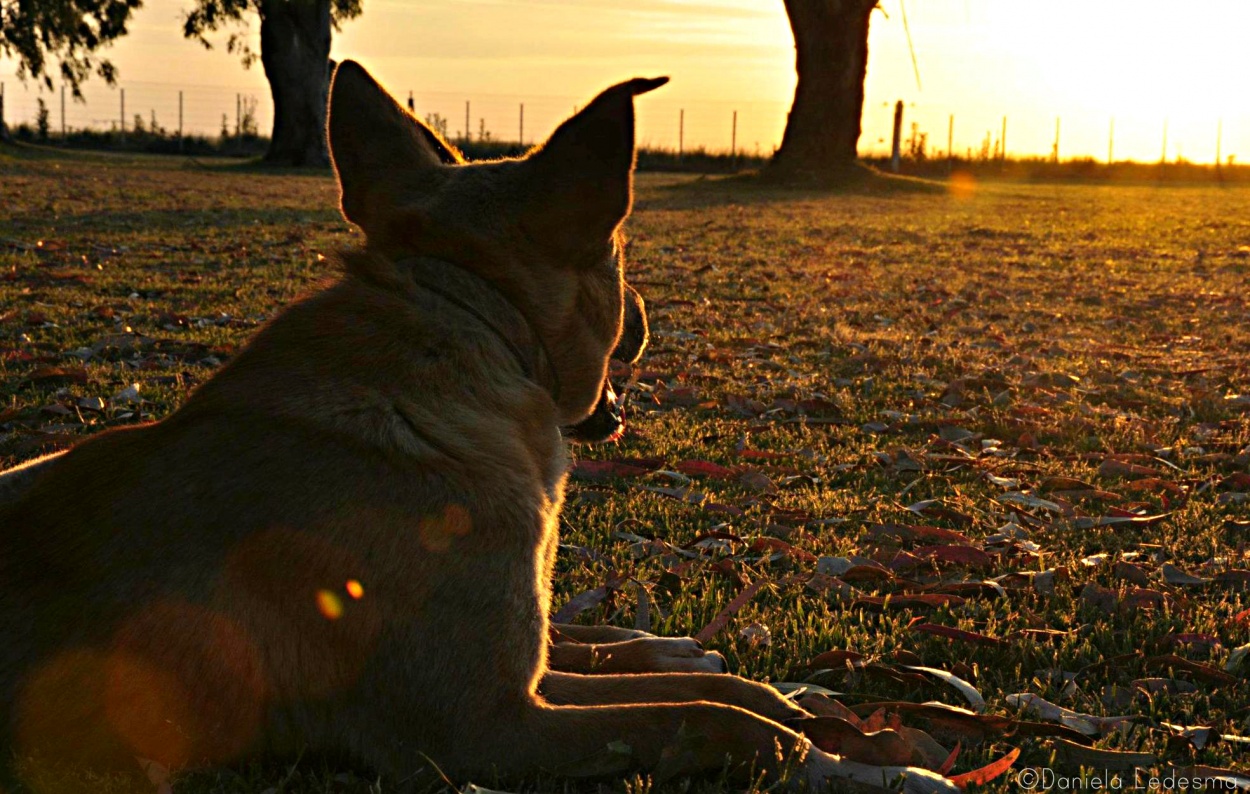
(2, 0), (1247, 162)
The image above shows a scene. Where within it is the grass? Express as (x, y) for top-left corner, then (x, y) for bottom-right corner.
(2, 143), (1248, 792)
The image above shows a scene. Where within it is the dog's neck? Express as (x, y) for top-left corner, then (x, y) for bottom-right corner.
(398, 256), (560, 400)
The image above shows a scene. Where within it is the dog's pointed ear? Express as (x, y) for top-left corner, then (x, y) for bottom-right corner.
(522, 76), (668, 264)
(327, 60), (464, 228)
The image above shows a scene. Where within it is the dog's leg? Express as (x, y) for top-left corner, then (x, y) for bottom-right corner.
(539, 669), (806, 724)
(547, 635), (728, 674)
(551, 623), (650, 643)
(460, 698), (954, 793)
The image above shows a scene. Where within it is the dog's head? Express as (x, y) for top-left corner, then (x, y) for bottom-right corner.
(326, 61), (661, 443)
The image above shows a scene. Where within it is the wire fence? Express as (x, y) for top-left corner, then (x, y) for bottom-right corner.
(0, 74), (1243, 166)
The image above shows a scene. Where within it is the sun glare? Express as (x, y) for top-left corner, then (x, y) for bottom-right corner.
(1, 1), (1246, 160)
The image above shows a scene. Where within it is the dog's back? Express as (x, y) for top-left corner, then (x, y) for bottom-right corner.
(1, 265), (558, 771)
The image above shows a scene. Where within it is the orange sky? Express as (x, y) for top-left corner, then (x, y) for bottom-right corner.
(2, 0), (1247, 162)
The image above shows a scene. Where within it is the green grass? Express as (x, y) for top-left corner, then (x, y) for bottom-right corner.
(2, 145), (1248, 792)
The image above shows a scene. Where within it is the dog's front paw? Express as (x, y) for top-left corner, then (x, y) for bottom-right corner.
(803, 748), (958, 793)
(617, 636), (729, 674)
(610, 628), (655, 641)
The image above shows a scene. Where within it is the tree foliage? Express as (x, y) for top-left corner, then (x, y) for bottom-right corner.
(182, 0), (361, 66)
(0, 0), (143, 97)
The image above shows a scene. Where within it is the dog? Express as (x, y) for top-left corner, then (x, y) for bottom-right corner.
(0, 62), (952, 793)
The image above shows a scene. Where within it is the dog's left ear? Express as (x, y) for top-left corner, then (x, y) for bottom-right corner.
(521, 76), (668, 265)
(327, 60), (464, 230)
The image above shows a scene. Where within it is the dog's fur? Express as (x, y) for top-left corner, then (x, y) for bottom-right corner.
(0, 62), (952, 793)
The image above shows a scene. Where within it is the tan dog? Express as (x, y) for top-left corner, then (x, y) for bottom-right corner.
(0, 62), (952, 793)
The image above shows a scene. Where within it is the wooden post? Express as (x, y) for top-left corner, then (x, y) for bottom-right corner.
(1216, 119), (1223, 172)
(947, 113), (953, 172)
(890, 100), (903, 173)
(1108, 117), (1114, 165)
(1000, 115), (1007, 167)
(678, 109), (684, 161)
(519, 103), (524, 145)
(407, 91), (414, 113)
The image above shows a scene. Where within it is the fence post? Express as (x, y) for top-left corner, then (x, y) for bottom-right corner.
(678, 109), (684, 161)
(999, 115), (1006, 168)
(178, 90), (184, 152)
(407, 91), (414, 113)
(890, 100), (903, 173)
(947, 113), (953, 173)
(1216, 119), (1223, 173)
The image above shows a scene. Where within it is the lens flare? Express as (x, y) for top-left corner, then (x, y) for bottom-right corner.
(949, 170), (977, 201)
(316, 589), (343, 620)
(345, 579), (364, 600)
(418, 503), (472, 552)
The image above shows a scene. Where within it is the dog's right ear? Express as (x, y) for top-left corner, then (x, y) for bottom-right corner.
(327, 60), (463, 229)
(519, 76), (668, 265)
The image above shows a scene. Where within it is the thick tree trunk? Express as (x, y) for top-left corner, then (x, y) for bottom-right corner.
(258, 0), (332, 167)
(770, 0), (877, 181)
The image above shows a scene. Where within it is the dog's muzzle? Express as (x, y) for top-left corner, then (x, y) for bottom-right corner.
(563, 285), (647, 444)
(564, 379), (627, 444)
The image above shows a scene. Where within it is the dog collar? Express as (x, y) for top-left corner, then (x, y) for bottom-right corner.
(398, 256), (561, 401)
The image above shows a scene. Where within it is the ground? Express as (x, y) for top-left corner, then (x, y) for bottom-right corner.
(1, 146), (1248, 793)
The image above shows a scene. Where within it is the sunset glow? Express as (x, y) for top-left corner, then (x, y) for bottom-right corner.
(1, 0), (1246, 161)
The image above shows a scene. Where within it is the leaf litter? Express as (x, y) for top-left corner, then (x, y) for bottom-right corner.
(5, 159), (1250, 793)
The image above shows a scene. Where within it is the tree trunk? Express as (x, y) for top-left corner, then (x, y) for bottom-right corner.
(770, 0), (877, 181)
(258, 0), (332, 167)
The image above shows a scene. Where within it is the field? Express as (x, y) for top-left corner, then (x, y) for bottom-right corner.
(1, 146), (1248, 793)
